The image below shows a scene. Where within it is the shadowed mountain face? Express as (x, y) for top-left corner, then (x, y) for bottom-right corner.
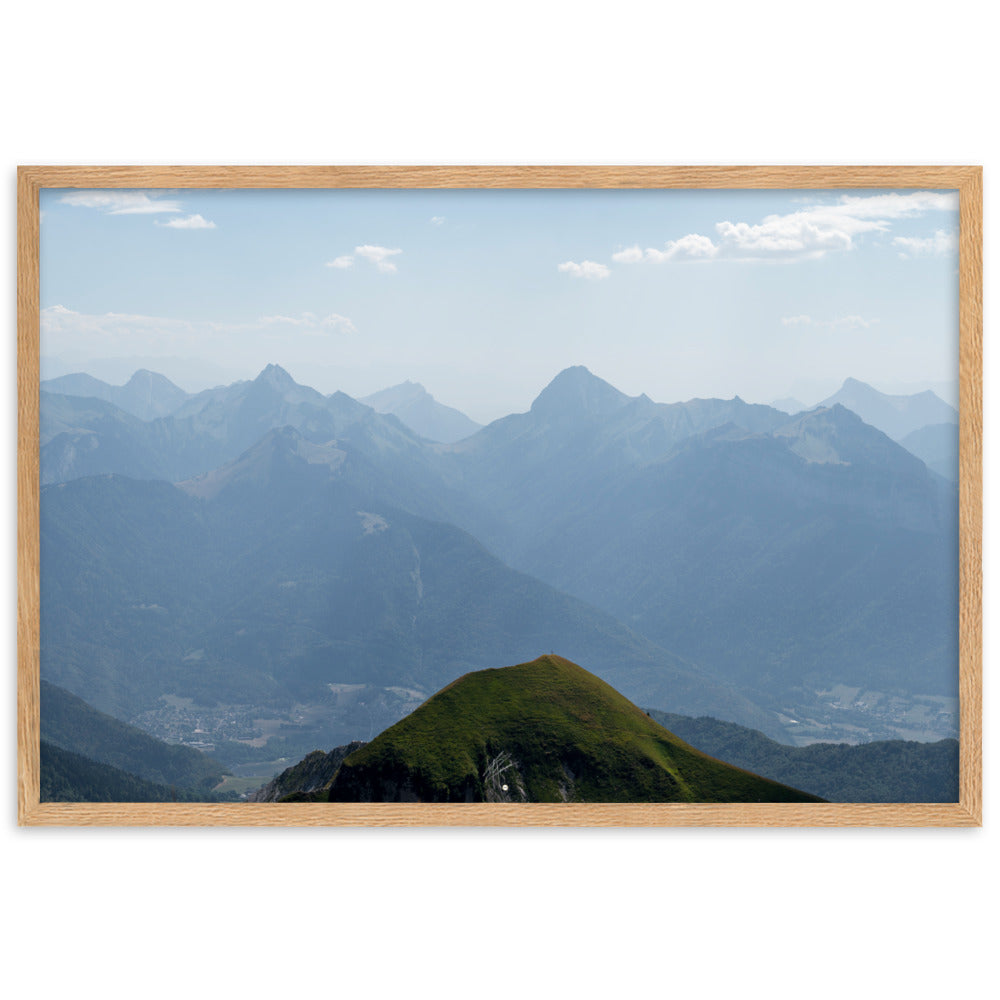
(248, 743), (365, 802)
(40, 680), (228, 794)
(816, 377), (957, 442)
(360, 381), (482, 443)
(322, 655), (824, 803)
(40, 742), (227, 804)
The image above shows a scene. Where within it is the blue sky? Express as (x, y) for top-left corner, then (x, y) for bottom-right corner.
(40, 186), (959, 422)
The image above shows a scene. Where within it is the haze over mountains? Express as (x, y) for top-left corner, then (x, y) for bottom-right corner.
(39, 361), (960, 796)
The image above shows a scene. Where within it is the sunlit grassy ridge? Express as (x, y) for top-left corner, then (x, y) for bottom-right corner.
(327, 656), (823, 803)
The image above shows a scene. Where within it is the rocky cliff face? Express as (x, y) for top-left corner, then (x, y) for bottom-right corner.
(248, 741), (366, 802)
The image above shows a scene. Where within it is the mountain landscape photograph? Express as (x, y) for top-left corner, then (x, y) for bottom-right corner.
(33, 183), (962, 807)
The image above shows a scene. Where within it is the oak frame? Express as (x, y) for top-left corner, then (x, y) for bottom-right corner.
(17, 165), (983, 827)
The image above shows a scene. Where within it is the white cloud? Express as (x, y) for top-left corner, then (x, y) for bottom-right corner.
(645, 234), (719, 262)
(832, 191), (957, 219)
(892, 229), (958, 258)
(329, 245), (402, 273)
(558, 260), (610, 280)
(59, 191), (184, 215)
(623, 191), (959, 265)
(782, 314), (878, 330)
(354, 245), (402, 273)
(430, 216), (446, 226)
(157, 214), (216, 230)
(611, 245), (644, 264)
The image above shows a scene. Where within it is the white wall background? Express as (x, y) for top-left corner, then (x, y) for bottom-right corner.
(3, 3), (994, 997)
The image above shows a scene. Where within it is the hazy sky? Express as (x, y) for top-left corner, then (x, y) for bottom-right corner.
(39, 186), (959, 423)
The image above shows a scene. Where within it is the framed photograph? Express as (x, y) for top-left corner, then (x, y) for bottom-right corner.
(17, 165), (982, 827)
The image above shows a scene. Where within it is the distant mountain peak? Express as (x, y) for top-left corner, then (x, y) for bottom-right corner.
(530, 366), (632, 420)
(362, 381), (430, 408)
(255, 363), (297, 389)
(126, 368), (179, 389)
(818, 377), (957, 442)
(360, 381), (481, 443)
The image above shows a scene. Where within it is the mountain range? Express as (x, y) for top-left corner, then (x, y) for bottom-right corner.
(39, 361), (960, 787)
(41, 369), (191, 421)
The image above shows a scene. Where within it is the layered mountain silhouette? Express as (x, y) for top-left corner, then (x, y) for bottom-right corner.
(360, 380), (481, 443)
(41, 425), (773, 744)
(41, 369), (190, 421)
(281, 656), (824, 803)
(816, 377), (957, 442)
(441, 369), (958, 699)
(39, 362), (959, 774)
(41, 364), (434, 487)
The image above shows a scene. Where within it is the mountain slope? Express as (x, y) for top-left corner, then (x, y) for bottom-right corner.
(517, 407), (958, 699)
(324, 655), (823, 803)
(248, 742), (365, 802)
(899, 422), (959, 482)
(360, 381), (482, 443)
(444, 366), (792, 562)
(40, 742), (231, 802)
(41, 680), (228, 791)
(40, 391), (167, 483)
(649, 711), (958, 803)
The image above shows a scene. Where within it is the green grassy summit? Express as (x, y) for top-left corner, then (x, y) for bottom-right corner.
(325, 655), (823, 803)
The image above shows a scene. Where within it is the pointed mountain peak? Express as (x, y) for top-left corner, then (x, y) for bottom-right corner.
(530, 366), (631, 420)
(254, 363), (297, 390)
(126, 369), (179, 389)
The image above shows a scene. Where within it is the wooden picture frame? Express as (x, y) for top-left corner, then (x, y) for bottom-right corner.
(17, 165), (983, 827)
